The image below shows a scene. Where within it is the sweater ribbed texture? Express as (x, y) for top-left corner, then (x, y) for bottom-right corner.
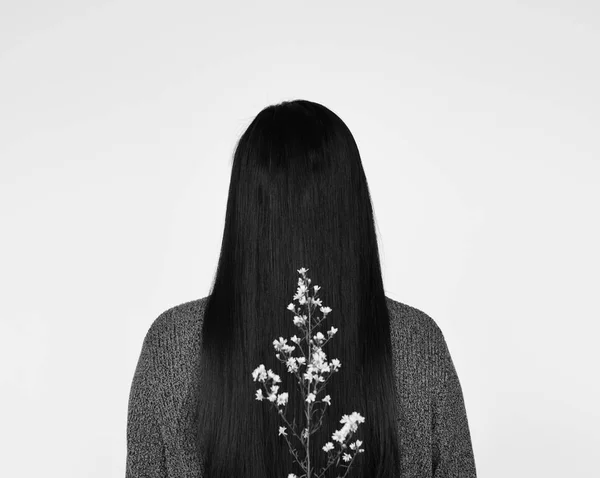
(126, 296), (477, 477)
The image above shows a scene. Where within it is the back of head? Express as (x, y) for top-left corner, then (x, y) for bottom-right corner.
(197, 99), (401, 477)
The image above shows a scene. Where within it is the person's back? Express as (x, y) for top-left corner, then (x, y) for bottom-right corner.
(126, 295), (477, 477)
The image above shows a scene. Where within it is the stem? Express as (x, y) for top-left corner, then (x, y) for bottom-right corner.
(306, 293), (312, 478)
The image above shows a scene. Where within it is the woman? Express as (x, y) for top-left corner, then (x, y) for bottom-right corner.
(126, 99), (477, 477)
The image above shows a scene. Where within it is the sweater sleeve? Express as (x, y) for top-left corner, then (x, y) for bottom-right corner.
(126, 324), (168, 478)
(432, 329), (477, 477)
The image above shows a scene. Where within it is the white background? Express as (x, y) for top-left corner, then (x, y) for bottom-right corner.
(1, 1), (599, 477)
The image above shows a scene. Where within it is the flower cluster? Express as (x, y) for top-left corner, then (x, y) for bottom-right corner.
(251, 267), (365, 478)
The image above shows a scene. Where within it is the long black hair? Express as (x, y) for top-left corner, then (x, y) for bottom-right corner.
(196, 99), (401, 477)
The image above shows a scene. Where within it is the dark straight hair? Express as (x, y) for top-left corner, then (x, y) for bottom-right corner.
(196, 99), (401, 477)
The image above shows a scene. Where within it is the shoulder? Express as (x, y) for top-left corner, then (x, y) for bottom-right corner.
(385, 296), (451, 385)
(385, 295), (446, 345)
(143, 296), (209, 350)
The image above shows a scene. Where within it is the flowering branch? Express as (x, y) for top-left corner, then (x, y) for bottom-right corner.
(252, 267), (365, 478)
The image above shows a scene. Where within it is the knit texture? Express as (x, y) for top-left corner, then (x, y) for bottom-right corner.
(126, 296), (477, 477)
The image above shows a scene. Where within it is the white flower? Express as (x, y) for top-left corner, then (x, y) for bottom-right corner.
(294, 283), (308, 301)
(312, 297), (323, 307)
(327, 326), (338, 337)
(286, 357), (299, 373)
(349, 439), (363, 451)
(252, 364), (267, 382)
(311, 348), (327, 367)
(279, 426), (287, 436)
(296, 357), (306, 365)
(330, 358), (341, 370)
(322, 442), (334, 452)
(288, 474), (297, 478)
(297, 267), (308, 275)
(322, 394), (331, 405)
(303, 369), (318, 383)
(320, 306), (332, 315)
(332, 428), (347, 443)
(255, 389), (264, 401)
(290, 335), (301, 344)
(273, 337), (288, 351)
(342, 453), (352, 462)
(306, 392), (316, 403)
(267, 393), (277, 402)
(313, 285), (321, 293)
(270, 384), (280, 394)
(287, 303), (296, 312)
(298, 295), (307, 305)
(276, 392), (289, 407)
(341, 412), (365, 426)
(293, 315), (307, 327)
(313, 332), (325, 344)
(267, 369), (281, 383)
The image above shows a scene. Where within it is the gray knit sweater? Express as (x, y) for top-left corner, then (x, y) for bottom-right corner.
(126, 296), (477, 477)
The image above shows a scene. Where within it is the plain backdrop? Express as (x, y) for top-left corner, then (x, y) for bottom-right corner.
(1, 1), (599, 477)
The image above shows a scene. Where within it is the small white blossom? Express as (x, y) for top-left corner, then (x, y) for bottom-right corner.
(288, 474), (297, 478)
(313, 332), (325, 344)
(267, 393), (277, 402)
(267, 369), (281, 383)
(287, 303), (296, 312)
(312, 297), (323, 307)
(322, 395), (331, 405)
(290, 335), (301, 344)
(320, 306), (332, 315)
(330, 358), (341, 370)
(313, 285), (321, 293)
(306, 392), (316, 403)
(255, 389), (264, 401)
(322, 442), (334, 452)
(342, 453), (352, 462)
(349, 439), (363, 451)
(341, 412), (365, 426)
(327, 326), (338, 337)
(293, 315), (307, 326)
(279, 426), (287, 436)
(252, 364), (267, 382)
(303, 369), (318, 383)
(273, 337), (288, 351)
(294, 283), (308, 301)
(286, 357), (299, 373)
(332, 428), (347, 443)
(276, 392), (289, 407)
(298, 267), (308, 275)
